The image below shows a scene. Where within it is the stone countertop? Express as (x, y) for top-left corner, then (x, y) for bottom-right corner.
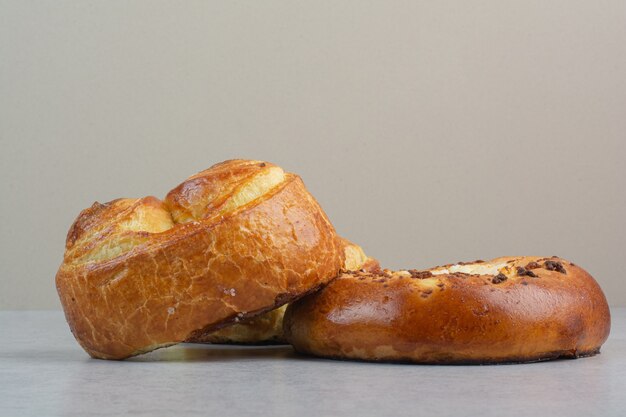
(1, 309), (624, 417)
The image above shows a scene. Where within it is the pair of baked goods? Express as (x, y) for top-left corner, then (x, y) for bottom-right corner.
(56, 160), (610, 362)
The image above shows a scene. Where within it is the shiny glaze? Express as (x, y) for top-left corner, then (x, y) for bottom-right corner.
(284, 257), (611, 364)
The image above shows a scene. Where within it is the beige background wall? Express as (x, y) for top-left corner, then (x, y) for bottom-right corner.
(1, 1), (624, 309)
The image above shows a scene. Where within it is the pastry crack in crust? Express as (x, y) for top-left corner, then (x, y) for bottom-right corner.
(56, 160), (344, 359)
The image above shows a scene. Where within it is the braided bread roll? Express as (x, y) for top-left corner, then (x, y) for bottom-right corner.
(189, 238), (380, 344)
(56, 160), (343, 359)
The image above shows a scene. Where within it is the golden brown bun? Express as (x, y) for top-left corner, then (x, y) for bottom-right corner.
(56, 160), (344, 359)
(284, 257), (611, 364)
(190, 238), (380, 344)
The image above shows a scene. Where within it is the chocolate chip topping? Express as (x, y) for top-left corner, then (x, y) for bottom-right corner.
(544, 260), (566, 274)
(492, 273), (508, 284)
(408, 270), (433, 279)
(516, 267), (538, 278)
(525, 262), (540, 269)
(259, 162), (266, 167)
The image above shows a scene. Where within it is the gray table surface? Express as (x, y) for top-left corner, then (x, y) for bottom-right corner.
(1, 309), (624, 417)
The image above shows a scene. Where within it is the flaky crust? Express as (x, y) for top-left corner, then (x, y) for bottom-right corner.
(56, 160), (344, 359)
(284, 257), (611, 364)
(189, 238), (380, 344)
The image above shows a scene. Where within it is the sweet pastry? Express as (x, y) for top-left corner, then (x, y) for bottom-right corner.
(56, 160), (344, 359)
(190, 238), (380, 344)
(284, 257), (611, 364)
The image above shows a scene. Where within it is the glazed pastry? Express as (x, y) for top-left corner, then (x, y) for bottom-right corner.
(284, 257), (611, 364)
